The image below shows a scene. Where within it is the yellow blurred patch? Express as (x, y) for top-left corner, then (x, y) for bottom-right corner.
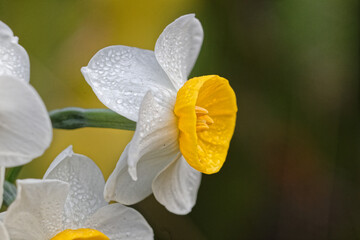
(17, 0), (202, 180)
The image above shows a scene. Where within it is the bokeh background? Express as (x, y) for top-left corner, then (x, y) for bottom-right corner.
(1, 0), (358, 239)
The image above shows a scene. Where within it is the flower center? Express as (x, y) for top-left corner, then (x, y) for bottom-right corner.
(195, 106), (214, 132)
(50, 228), (109, 240)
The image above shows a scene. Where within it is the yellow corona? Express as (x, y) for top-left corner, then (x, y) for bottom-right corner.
(174, 75), (237, 174)
(51, 228), (109, 240)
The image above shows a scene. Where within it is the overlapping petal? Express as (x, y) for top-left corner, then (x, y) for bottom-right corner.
(104, 144), (180, 205)
(105, 92), (180, 204)
(43, 146), (107, 229)
(81, 46), (176, 122)
(0, 76), (52, 167)
(86, 203), (153, 240)
(153, 156), (201, 215)
(4, 179), (69, 240)
(155, 14), (203, 89)
(0, 21), (30, 82)
(127, 92), (179, 180)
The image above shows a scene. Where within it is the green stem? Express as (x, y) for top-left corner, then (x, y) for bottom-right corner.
(2, 180), (17, 207)
(6, 166), (23, 184)
(49, 107), (136, 131)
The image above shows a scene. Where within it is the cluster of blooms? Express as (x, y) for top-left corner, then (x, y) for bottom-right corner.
(0, 14), (237, 239)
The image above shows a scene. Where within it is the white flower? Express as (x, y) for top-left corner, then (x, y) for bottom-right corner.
(3, 146), (153, 240)
(82, 14), (237, 214)
(0, 21), (52, 207)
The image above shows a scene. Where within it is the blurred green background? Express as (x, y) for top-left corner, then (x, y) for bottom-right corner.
(1, 0), (358, 239)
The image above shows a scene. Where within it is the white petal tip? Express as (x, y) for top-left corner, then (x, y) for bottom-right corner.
(81, 67), (93, 86)
(13, 36), (19, 43)
(80, 66), (88, 74)
(178, 14), (197, 22)
(42, 145), (74, 179)
(63, 145), (74, 157)
(169, 208), (191, 215)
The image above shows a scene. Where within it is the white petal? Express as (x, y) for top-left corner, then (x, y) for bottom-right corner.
(104, 144), (180, 205)
(86, 203), (153, 240)
(0, 76), (52, 167)
(0, 222), (10, 240)
(43, 146), (107, 229)
(155, 14), (204, 89)
(0, 167), (4, 208)
(127, 91), (179, 180)
(153, 156), (202, 215)
(4, 179), (69, 240)
(81, 46), (176, 122)
(0, 21), (30, 82)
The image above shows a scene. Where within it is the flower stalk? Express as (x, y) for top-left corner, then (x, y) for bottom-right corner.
(5, 167), (22, 184)
(2, 181), (16, 208)
(49, 107), (136, 131)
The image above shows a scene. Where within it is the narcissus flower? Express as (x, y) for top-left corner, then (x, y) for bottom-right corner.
(82, 14), (237, 214)
(0, 21), (52, 207)
(3, 146), (153, 240)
